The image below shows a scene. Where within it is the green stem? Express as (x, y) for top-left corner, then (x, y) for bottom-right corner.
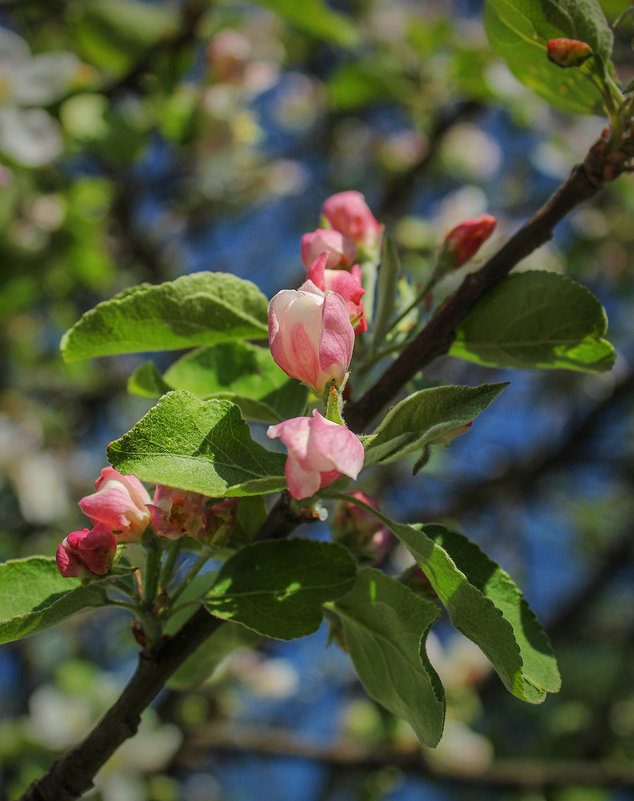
(362, 340), (411, 370)
(586, 65), (621, 140)
(166, 599), (207, 616)
(110, 577), (142, 603)
(167, 550), (211, 608)
(386, 274), (436, 336)
(142, 536), (163, 610)
(105, 599), (140, 613)
(159, 538), (184, 591)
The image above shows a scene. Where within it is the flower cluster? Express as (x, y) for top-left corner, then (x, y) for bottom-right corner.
(56, 467), (239, 578)
(266, 191), (386, 499)
(57, 191), (492, 574)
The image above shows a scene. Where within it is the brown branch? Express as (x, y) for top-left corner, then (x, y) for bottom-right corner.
(20, 607), (223, 801)
(180, 724), (634, 789)
(344, 133), (628, 433)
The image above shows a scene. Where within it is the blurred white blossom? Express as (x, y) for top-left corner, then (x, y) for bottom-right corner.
(0, 27), (79, 166)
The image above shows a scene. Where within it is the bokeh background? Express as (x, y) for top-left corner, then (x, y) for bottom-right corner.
(1, 1), (634, 799)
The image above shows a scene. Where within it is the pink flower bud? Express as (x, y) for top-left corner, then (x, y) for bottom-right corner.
(199, 497), (240, 545)
(79, 467), (151, 542)
(321, 191), (383, 254)
(301, 229), (356, 270)
(305, 254), (367, 334)
(546, 38), (593, 68)
(147, 485), (208, 539)
(268, 281), (355, 393)
(442, 214), (496, 269)
(56, 523), (117, 578)
(332, 491), (392, 564)
(267, 410), (365, 500)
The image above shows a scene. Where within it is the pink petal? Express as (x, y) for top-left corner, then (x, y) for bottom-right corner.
(318, 291), (354, 380)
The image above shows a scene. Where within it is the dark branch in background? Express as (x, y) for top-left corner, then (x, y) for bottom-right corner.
(20, 132), (633, 801)
(344, 133), (631, 432)
(101, 6), (205, 100)
(177, 725), (634, 789)
(379, 100), (482, 220)
(101, 161), (172, 284)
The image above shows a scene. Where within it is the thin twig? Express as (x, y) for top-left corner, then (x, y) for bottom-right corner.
(180, 724), (634, 789)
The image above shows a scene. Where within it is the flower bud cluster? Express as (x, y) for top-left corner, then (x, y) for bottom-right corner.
(57, 467), (240, 578)
(331, 492), (392, 564)
(266, 191), (385, 500)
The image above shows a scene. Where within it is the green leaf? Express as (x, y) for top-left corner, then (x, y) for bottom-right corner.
(370, 236), (400, 355)
(449, 271), (615, 372)
(61, 272), (269, 362)
(425, 525), (561, 700)
(324, 496), (560, 703)
(0, 557), (111, 644)
(128, 361), (173, 398)
(206, 540), (357, 640)
(168, 621), (260, 690)
(252, 0), (360, 47)
(107, 391), (287, 497)
(485, 0), (613, 114)
(128, 342), (308, 423)
(70, 0), (178, 75)
(333, 568), (445, 747)
(362, 383), (507, 466)
(386, 520), (559, 703)
(234, 495), (268, 543)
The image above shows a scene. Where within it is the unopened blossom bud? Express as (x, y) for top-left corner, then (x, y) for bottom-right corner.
(147, 485), (208, 539)
(199, 497), (240, 546)
(332, 491), (392, 564)
(547, 38), (592, 68)
(321, 191), (383, 256)
(267, 410), (364, 500)
(268, 281), (354, 393)
(79, 467), (151, 542)
(301, 229), (356, 270)
(56, 523), (117, 578)
(441, 214), (496, 269)
(305, 254), (367, 334)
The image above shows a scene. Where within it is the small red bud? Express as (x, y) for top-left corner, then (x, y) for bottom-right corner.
(442, 215), (497, 269)
(547, 38), (593, 68)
